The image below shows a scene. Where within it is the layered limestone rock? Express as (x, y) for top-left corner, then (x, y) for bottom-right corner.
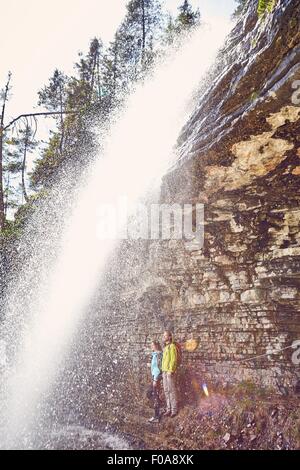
(62, 0), (300, 430)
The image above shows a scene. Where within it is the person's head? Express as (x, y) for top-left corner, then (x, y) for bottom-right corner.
(151, 341), (162, 352)
(163, 330), (173, 345)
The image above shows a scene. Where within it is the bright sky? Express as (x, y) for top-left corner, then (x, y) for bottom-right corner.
(0, 0), (236, 124)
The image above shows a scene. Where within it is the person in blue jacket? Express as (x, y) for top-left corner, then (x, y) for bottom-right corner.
(148, 341), (163, 423)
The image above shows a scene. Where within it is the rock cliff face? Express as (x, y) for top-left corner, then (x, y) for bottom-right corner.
(147, 0), (300, 391)
(69, 0), (300, 440)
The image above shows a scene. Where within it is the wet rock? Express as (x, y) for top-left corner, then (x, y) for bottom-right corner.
(249, 433), (257, 444)
(223, 432), (231, 444)
(270, 408), (278, 419)
(295, 380), (300, 395)
(80, 0), (300, 449)
(240, 289), (266, 303)
(246, 412), (256, 427)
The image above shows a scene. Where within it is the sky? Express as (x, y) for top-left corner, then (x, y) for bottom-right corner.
(0, 0), (236, 123)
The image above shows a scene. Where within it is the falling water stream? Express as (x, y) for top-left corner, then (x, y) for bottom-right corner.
(0, 20), (230, 449)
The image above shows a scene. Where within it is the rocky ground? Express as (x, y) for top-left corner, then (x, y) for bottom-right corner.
(101, 382), (300, 450)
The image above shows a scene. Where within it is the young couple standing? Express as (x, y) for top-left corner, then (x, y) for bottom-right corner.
(149, 330), (178, 423)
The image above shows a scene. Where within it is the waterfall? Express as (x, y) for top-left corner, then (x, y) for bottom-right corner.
(0, 19), (230, 449)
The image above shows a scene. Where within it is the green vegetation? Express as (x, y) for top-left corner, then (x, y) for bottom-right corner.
(231, 380), (269, 399)
(233, 0), (277, 18)
(257, 0), (276, 17)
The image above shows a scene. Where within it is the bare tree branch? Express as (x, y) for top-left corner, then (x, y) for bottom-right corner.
(3, 110), (79, 131)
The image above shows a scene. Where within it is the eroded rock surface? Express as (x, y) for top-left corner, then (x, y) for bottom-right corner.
(62, 0), (300, 447)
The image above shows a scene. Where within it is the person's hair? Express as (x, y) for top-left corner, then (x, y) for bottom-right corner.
(152, 340), (162, 351)
(164, 330), (173, 341)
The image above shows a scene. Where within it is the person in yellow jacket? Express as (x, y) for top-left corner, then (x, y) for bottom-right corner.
(162, 330), (178, 417)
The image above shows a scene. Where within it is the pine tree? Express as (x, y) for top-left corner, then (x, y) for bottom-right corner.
(75, 38), (103, 103)
(164, 14), (177, 46)
(163, 0), (201, 47)
(102, 42), (118, 98)
(38, 69), (69, 157)
(30, 133), (62, 190)
(34, 67), (92, 188)
(4, 125), (38, 204)
(176, 0), (201, 33)
(0, 72), (12, 230)
(113, 0), (163, 89)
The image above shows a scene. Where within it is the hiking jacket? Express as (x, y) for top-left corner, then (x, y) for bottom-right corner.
(162, 343), (177, 373)
(151, 351), (162, 380)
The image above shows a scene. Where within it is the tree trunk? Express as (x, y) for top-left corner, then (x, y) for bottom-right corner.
(113, 45), (118, 95)
(96, 54), (102, 101)
(141, 0), (146, 62)
(21, 135), (29, 203)
(59, 86), (65, 157)
(0, 127), (4, 230)
(4, 171), (9, 218)
(0, 72), (11, 230)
